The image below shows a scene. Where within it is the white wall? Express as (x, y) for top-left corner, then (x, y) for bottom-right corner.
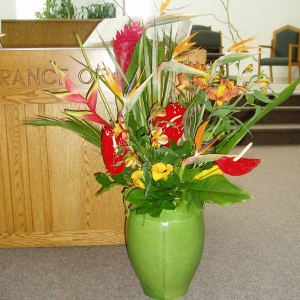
(1, 0), (300, 80)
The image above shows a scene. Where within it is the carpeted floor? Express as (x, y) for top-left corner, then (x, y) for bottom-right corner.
(1, 145), (300, 300)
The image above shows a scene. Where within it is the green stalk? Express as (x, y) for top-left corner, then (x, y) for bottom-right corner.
(76, 35), (115, 123)
(218, 78), (300, 154)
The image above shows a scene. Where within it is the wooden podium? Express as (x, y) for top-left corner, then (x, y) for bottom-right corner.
(0, 47), (206, 248)
(0, 48), (126, 248)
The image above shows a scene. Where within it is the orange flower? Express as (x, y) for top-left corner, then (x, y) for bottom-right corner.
(192, 76), (211, 90)
(207, 80), (241, 107)
(207, 80), (234, 107)
(177, 73), (193, 90)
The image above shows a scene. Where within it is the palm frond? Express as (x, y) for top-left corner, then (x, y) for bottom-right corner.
(24, 115), (102, 148)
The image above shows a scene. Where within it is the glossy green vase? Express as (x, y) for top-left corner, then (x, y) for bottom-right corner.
(126, 210), (205, 300)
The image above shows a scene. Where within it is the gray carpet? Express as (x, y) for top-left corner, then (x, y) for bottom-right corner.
(1, 145), (300, 300)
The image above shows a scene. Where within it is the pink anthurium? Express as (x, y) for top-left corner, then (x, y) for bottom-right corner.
(101, 126), (131, 174)
(216, 156), (261, 176)
(153, 103), (186, 145)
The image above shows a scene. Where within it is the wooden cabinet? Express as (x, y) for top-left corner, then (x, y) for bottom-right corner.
(1, 19), (102, 48)
(0, 48), (125, 248)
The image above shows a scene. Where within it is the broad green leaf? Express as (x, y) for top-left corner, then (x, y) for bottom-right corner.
(126, 188), (151, 206)
(191, 175), (252, 206)
(186, 190), (205, 214)
(94, 173), (112, 187)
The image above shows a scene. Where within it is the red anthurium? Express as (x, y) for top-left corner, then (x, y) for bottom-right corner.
(153, 103), (186, 146)
(101, 126), (130, 174)
(216, 156), (261, 176)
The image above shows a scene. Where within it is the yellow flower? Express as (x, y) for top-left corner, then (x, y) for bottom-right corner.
(151, 127), (169, 149)
(194, 166), (224, 180)
(125, 153), (141, 169)
(256, 76), (270, 87)
(151, 163), (173, 181)
(131, 170), (145, 189)
(243, 64), (253, 74)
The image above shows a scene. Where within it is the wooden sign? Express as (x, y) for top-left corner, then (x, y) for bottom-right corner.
(0, 48), (114, 105)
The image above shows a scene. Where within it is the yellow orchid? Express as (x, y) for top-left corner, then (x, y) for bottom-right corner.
(131, 170), (146, 189)
(243, 64), (253, 74)
(125, 153), (141, 169)
(151, 127), (169, 149)
(194, 166), (224, 180)
(256, 76), (270, 87)
(152, 163), (173, 181)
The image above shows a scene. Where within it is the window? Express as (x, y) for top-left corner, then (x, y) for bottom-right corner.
(16, 0), (44, 19)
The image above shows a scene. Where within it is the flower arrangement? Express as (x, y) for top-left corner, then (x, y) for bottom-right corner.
(27, 0), (299, 217)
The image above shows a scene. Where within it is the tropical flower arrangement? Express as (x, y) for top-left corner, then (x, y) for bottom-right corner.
(26, 0), (299, 218)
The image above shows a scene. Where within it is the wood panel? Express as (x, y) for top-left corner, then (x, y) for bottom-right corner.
(0, 48), (125, 248)
(1, 19), (102, 48)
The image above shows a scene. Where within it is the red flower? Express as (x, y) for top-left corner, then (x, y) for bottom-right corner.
(112, 20), (143, 91)
(216, 156), (261, 176)
(153, 103), (186, 146)
(101, 126), (130, 174)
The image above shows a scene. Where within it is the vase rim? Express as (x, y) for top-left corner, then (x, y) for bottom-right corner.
(128, 209), (204, 223)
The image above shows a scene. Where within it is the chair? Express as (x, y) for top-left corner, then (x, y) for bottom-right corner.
(191, 24), (212, 31)
(258, 25), (300, 83)
(191, 29), (229, 75)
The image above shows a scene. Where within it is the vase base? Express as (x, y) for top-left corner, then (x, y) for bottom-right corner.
(142, 281), (189, 300)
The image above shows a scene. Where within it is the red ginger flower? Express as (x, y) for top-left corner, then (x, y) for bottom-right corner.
(112, 20), (143, 91)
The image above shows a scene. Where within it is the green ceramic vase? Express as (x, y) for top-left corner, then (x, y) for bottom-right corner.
(126, 209), (205, 300)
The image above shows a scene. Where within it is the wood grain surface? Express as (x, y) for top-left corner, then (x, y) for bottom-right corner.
(0, 48), (124, 248)
(1, 19), (102, 48)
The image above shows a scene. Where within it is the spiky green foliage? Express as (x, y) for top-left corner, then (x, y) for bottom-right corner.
(24, 115), (102, 148)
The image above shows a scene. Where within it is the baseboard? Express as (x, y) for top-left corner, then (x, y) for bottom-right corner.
(0, 229), (125, 248)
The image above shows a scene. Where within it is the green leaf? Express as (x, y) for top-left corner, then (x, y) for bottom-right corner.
(95, 183), (119, 196)
(126, 188), (151, 206)
(253, 90), (274, 103)
(94, 173), (112, 187)
(158, 200), (176, 210)
(24, 115), (102, 148)
(186, 190), (205, 214)
(191, 175), (252, 206)
(218, 78), (300, 154)
(110, 174), (127, 185)
(213, 108), (239, 117)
